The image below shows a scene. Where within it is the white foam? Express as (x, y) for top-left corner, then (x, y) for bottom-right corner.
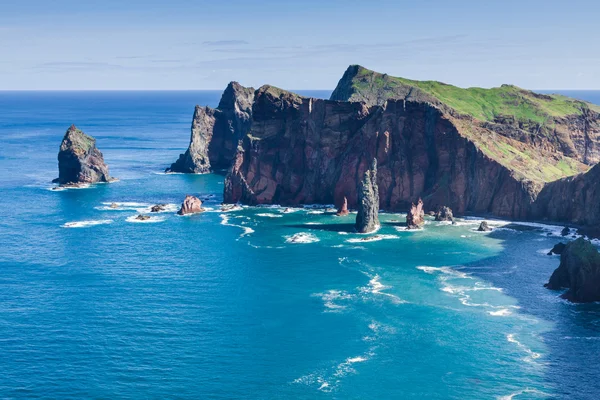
(126, 215), (166, 223)
(62, 219), (113, 228)
(489, 308), (512, 317)
(285, 232), (319, 244)
(256, 213), (283, 218)
(497, 389), (549, 400)
(220, 214), (254, 238)
(312, 289), (353, 312)
(50, 183), (91, 191)
(305, 222), (323, 225)
(360, 274), (407, 304)
(346, 234), (399, 243)
(506, 334), (542, 364)
(220, 204), (243, 213)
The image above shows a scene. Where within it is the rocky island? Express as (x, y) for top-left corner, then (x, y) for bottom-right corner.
(53, 125), (113, 186)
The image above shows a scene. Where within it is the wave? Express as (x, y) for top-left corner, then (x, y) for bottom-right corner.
(488, 308), (512, 317)
(360, 273), (407, 304)
(62, 219), (113, 228)
(506, 334), (542, 364)
(256, 213), (282, 218)
(312, 289), (353, 313)
(219, 214), (254, 238)
(497, 388), (549, 400)
(285, 232), (319, 244)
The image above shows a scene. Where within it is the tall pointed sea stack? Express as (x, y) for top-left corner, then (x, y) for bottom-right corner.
(355, 159), (380, 233)
(53, 125), (111, 186)
(167, 81), (254, 173)
(406, 199), (425, 229)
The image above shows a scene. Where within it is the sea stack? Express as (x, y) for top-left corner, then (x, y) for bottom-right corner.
(477, 221), (493, 232)
(167, 82), (254, 173)
(177, 195), (204, 215)
(545, 238), (600, 302)
(53, 125), (112, 186)
(355, 159), (379, 233)
(406, 199), (425, 229)
(336, 197), (350, 216)
(435, 206), (453, 222)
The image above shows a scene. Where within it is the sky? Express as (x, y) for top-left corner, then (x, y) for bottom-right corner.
(1, 0), (599, 90)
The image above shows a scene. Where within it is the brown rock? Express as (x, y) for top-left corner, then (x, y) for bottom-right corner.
(406, 199), (425, 229)
(435, 206), (454, 222)
(109, 203), (119, 209)
(177, 195), (204, 215)
(355, 159), (380, 233)
(135, 214), (151, 221)
(336, 196), (350, 216)
(478, 221), (492, 232)
(151, 204), (166, 213)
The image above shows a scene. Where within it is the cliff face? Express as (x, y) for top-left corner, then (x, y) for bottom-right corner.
(167, 82), (254, 173)
(53, 125), (111, 185)
(532, 164), (600, 228)
(224, 85), (537, 219)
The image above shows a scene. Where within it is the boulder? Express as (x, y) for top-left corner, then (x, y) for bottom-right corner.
(435, 206), (454, 222)
(478, 221), (492, 232)
(547, 242), (566, 255)
(406, 199), (425, 229)
(336, 196), (350, 216)
(53, 125), (112, 186)
(561, 227), (571, 236)
(151, 204), (166, 213)
(135, 214), (151, 221)
(177, 195), (204, 215)
(355, 159), (380, 233)
(545, 238), (600, 302)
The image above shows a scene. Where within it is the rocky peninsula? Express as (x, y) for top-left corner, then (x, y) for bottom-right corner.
(53, 125), (112, 186)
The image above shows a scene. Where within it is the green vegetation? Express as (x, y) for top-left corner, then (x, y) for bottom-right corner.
(350, 65), (600, 123)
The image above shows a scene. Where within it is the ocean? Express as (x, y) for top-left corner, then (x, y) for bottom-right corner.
(0, 90), (599, 399)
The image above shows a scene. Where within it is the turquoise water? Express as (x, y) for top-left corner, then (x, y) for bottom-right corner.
(1, 91), (599, 399)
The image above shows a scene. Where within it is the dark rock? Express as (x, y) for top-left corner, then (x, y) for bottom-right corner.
(336, 196), (349, 216)
(561, 227), (571, 236)
(167, 82), (254, 173)
(135, 214), (151, 221)
(355, 159), (380, 233)
(177, 195), (204, 215)
(406, 199), (425, 229)
(53, 125), (112, 185)
(435, 206), (454, 222)
(150, 204), (166, 213)
(478, 221), (492, 232)
(545, 238), (600, 302)
(547, 242), (566, 255)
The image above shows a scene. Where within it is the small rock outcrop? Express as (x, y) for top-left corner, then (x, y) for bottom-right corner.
(406, 199), (425, 229)
(53, 125), (112, 186)
(151, 204), (166, 213)
(545, 238), (600, 302)
(355, 160), (379, 233)
(561, 227), (571, 236)
(547, 242), (566, 255)
(477, 221), (492, 231)
(177, 195), (204, 215)
(135, 214), (151, 221)
(167, 82), (254, 173)
(336, 197), (349, 216)
(435, 206), (454, 222)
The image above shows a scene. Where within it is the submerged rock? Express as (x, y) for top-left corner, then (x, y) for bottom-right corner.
(336, 197), (350, 216)
(435, 206), (454, 222)
(547, 242), (566, 255)
(135, 214), (151, 221)
(355, 159), (380, 233)
(177, 195), (204, 215)
(406, 199), (425, 229)
(478, 221), (493, 232)
(53, 125), (112, 186)
(109, 203), (119, 209)
(150, 204), (166, 213)
(545, 238), (600, 302)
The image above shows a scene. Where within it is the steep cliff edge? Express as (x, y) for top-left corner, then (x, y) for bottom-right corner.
(224, 85), (539, 219)
(167, 82), (254, 173)
(53, 125), (112, 185)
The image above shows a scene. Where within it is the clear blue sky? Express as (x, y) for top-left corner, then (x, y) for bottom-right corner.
(1, 0), (598, 90)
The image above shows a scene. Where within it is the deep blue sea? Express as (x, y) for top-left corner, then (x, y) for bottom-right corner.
(1, 90), (599, 399)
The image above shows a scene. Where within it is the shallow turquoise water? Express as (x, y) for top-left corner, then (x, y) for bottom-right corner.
(0, 91), (599, 399)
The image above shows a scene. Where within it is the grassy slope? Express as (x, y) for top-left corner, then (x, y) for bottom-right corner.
(348, 66), (594, 182)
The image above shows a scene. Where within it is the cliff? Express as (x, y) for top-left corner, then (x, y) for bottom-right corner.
(224, 85), (540, 219)
(167, 82), (254, 173)
(53, 125), (111, 185)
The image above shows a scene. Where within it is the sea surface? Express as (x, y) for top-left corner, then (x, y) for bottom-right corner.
(0, 90), (599, 399)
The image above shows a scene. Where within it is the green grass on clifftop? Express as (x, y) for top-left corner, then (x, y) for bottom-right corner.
(349, 65), (600, 123)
